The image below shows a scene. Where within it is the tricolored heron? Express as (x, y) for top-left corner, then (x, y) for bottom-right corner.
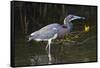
(28, 14), (85, 64)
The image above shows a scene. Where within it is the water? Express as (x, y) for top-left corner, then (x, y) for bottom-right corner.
(14, 31), (97, 66)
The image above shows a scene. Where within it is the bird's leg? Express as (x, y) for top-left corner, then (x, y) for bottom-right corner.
(45, 43), (49, 51)
(48, 39), (52, 64)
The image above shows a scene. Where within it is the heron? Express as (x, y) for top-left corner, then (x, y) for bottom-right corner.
(28, 14), (85, 64)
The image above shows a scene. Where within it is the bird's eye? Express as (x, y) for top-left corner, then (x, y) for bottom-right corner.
(70, 15), (74, 18)
(69, 15), (74, 19)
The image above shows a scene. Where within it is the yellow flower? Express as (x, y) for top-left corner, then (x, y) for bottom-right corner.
(84, 24), (90, 32)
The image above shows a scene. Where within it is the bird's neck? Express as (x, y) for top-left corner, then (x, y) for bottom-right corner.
(65, 22), (73, 32)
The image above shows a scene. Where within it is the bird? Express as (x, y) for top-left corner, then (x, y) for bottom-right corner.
(28, 14), (85, 64)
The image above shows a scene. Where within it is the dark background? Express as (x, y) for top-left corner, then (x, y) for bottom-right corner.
(11, 1), (97, 67)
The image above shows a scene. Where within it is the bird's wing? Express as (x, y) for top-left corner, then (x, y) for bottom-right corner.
(31, 23), (61, 39)
(39, 23), (60, 31)
(38, 27), (58, 39)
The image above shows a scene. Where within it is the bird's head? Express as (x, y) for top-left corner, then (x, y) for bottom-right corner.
(63, 14), (85, 32)
(64, 14), (85, 24)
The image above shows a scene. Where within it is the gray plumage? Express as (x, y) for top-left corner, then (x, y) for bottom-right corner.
(29, 23), (59, 40)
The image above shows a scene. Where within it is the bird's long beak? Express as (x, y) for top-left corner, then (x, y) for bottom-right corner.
(70, 16), (85, 22)
(74, 16), (85, 20)
(81, 17), (85, 20)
